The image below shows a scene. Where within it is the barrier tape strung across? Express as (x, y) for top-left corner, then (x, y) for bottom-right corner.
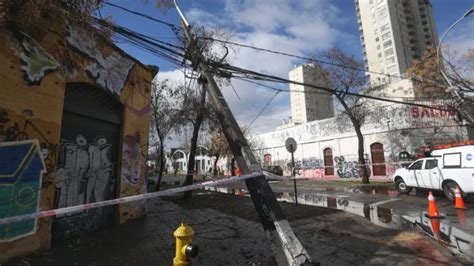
(0, 172), (263, 225)
(287, 161), (417, 169)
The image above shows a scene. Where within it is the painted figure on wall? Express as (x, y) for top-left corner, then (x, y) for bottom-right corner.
(55, 135), (114, 208)
(121, 134), (142, 185)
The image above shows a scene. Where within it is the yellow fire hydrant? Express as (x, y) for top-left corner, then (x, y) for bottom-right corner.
(173, 223), (199, 266)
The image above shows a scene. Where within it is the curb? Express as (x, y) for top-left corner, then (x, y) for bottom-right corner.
(204, 186), (474, 263)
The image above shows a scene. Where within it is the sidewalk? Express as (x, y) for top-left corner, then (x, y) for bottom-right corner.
(6, 191), (463, 265)
(205, 179), (474, 263)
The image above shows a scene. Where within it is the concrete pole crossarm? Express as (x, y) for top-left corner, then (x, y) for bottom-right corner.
(180, 20), (313, 265)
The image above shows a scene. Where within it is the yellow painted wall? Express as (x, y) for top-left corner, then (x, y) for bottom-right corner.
(0, 25), (155, 262)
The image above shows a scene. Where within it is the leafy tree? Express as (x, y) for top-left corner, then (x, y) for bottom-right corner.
(406, 46), (449, 99)
(408, 46), (474, 129)
(208, 130), (231, 176)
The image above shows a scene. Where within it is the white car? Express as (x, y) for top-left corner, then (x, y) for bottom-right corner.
(391, 145), (474, 200)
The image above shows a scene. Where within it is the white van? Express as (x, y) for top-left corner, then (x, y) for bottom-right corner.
(391, 145), (474, 200)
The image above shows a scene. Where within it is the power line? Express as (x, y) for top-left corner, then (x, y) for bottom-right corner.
(104, 2), (180, 34)
(209, 60), (455, 112)
(248, 91), (280, 128)
(238, 78), (331, 96)
(93, 17), (188, 68)
(92, 6), (457, 115)
(100, 2), (447, 89)
(202, 37), (447, 88)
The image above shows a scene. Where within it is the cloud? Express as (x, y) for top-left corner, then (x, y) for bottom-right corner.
(159, 0), (354, 137)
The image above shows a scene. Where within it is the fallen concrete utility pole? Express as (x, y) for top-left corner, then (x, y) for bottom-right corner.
(178, 17), (313, 266)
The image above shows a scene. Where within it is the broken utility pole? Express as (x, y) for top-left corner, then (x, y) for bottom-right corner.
(179, 18), (314, 266)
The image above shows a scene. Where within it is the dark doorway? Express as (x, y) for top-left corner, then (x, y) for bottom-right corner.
(371, 143), (386, 176)
(323, 148), (334, 176)
(53, 83), (122, 239)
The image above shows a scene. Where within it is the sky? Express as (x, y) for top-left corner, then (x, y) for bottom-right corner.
(101, 0), (474, 141)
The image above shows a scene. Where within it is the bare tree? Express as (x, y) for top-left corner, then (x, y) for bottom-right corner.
(150, 80), (189, 191)
(311, 48), (380, 184)
(182, 82), (208, 199)
(3, 0), (112, 40)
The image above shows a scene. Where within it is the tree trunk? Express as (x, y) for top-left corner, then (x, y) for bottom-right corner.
(183, 88), (207, 199)
(336, 95), (369, 184)
(354, 124), (369, 184)
(230, 157), (236, 176)
(213, 153), (219, 176)
(155, 142), (165, 191)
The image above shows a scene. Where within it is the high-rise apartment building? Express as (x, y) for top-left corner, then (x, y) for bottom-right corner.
(355, 0), (438, 85)
(289, 64), (334, 123)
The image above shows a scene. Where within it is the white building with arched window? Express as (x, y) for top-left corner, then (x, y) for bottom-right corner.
(253, 102), (472, 180)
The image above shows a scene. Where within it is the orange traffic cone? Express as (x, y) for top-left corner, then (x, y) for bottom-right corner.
(426, 191), (444, 218)
(429, 217), (441, 240)
(454, 186), (467, 210)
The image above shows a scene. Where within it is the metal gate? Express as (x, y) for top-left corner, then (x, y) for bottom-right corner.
(53, 83), (122, 239)
(370, 143), (386, 176)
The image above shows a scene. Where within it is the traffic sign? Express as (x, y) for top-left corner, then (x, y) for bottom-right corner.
(285, 138), (297, 153)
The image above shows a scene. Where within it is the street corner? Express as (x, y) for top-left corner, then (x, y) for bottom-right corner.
(368, 232), (455, 265)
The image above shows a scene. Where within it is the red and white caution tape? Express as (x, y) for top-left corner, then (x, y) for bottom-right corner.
(0, 172), (263, 225)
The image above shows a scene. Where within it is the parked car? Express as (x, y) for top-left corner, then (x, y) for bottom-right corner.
(390, 145), (474, 200)
(263, 165), (283, 176)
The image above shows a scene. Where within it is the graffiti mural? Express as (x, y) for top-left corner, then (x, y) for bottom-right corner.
(121, 134), (142, 185)
(294, 157), (325, 178)
(55, 135), (114, 209)
(0, 140), (46, 242)
(66, 27), (134, 95)
(16, 33), (60, 85)
(0, 109), (58, 176)
(334, 155), (371, 178)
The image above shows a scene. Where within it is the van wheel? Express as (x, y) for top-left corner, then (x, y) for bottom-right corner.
(442, 181), (458, 201)
(395, 178), (410, 193)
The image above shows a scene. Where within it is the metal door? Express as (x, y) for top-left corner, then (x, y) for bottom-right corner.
(371, 143), (386, 176)
(53, 83), (122, 239)
(323, 148), (334, 175)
